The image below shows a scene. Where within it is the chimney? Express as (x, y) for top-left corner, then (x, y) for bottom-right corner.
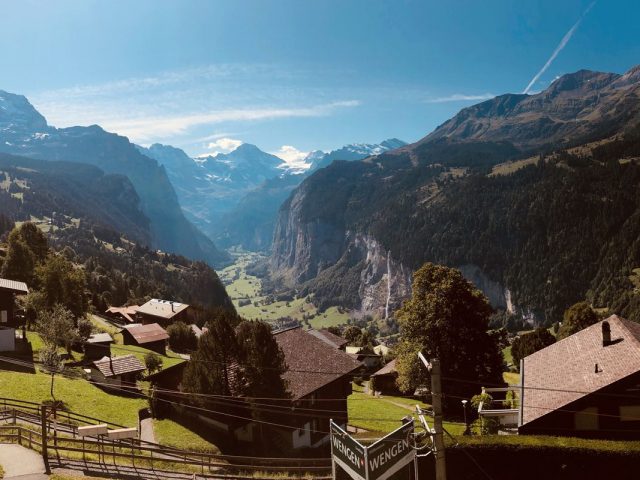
(171, 302), (175, 313)
(602, 321), (611, 347)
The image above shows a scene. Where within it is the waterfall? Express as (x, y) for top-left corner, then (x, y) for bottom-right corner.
(385, 251), (392, 320)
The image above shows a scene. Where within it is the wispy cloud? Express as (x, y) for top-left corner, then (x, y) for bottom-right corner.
(523, 1), (597, 94)
(426, 93), (495, 103)
(96, 101), (360, 142)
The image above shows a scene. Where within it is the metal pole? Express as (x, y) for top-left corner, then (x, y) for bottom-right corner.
(430, 358), (447, 480)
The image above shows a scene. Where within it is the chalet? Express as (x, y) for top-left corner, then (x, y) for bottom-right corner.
(121, 323), (169, 355)
(267, 327), (362, 450)
(0, 278), (28, 352)
(162, 327), (362, 453)
(104, 305), (139, 324)
(89, 354), (145, 389)
(519, 315), (640, 439)
(346, 345), (382, 370)
(136, 298), (190, 326)
(370, 359), (399, 395)
(84, 333), (114, 360)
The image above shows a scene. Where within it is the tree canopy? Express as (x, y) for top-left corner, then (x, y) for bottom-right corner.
(395, 263), (504, 408)
(511, 328), (556, 368)
(557, 302), (599, 339)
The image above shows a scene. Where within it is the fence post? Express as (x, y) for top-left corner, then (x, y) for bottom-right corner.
(40, 405), (50, 474)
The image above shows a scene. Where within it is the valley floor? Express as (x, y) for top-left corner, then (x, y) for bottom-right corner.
(219, 250), (350, 329)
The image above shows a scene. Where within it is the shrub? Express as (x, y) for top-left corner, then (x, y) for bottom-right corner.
(167, 321), (198, 353)
(144, 352), (163, 375)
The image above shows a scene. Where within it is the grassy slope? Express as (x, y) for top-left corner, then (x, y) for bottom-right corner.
(0, 369), (146, 426)
(153, 419), (220, 453)
(348, 383), (466, 436)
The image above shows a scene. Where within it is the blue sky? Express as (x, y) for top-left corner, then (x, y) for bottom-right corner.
(1, 0), (639, 164)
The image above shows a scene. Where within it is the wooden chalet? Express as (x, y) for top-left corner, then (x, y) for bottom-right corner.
(84, 333), (114, 360)
(136, 298), (190, 327)
(121, 323), (169, 355)
(0, 278), (28, 352)
(519, 315), (640, 439)
(89, 354), (145, 389)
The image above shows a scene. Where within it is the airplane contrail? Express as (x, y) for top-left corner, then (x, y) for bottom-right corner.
(523, 1), (597, 94)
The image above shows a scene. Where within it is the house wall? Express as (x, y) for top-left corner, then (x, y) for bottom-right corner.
(90, 369), (122, 389)
(138, 309), (189, 327)
(520, 372), (640, 439)
(0, 327), (15, 352)
(0, 291), (16, 328)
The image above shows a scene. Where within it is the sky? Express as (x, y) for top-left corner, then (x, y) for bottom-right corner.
(1, 0), (639, 165)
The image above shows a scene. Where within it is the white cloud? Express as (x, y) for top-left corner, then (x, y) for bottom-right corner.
(65, 101), (360, 143)
(205, 137), (243, 155)
(426, 93), (495, 103)
(522, 1), (597, 94)
(271, 145), (311, 171)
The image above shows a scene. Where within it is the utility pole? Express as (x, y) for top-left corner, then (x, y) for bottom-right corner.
(418, 352), (447, 480)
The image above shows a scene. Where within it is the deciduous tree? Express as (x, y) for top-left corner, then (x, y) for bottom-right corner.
(395, 263), (504, 409)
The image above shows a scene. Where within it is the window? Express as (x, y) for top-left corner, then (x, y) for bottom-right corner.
(574, 407), (599, 430)
(0, 311), (7, 323)
(619, 406), (640, 422)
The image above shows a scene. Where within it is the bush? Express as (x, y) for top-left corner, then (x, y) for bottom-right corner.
(167, 321), (198, 353)
(144, 352), (163, 375)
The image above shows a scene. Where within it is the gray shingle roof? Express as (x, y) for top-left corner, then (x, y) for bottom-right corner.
(274, 328), (362, 400)
(522, 314), (640, 426)
(93, 355), (145, 378)
(136, 299), (189, 320)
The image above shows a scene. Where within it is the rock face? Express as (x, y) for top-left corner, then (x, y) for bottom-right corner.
(269, 65), (640, 321)
(0, 90), (227, 265)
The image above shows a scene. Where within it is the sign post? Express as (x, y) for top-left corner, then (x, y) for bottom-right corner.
(330, 419), (415, 480)
(330, 421), (368, 480)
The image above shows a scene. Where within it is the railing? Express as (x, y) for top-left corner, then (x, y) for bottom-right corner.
(477, 387), (519, 427)
(0, 400), (332, 479)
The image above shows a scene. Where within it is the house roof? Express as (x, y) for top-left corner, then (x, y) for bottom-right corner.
(122, 323), (169, 344)
(372, 359), (397, 377)
(92, 355), (145, 378)
(105, 305), (139, 323)
(311, 329), (348, 349)
(136, 299), (189, 320)
(87, 333), (114, 344)
(522, 315), (640, 426)
(274, 328), (362, 400)
(0, 278), (28, 295)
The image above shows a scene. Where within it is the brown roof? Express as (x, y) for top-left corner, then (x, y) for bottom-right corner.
(308, 329), (348, 349)
(274, 328), (362, 400)
(93, 355), (145, 378)
(0, 278), (28, 294)
(106, 305), (139, 323)
(372, 359), (397, 377)
(122, 323), (169, 344)
(136, 299), (189, 320)
(522, 315), (640, 426)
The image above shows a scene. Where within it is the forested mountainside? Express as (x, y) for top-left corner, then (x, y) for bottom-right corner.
(0, 152), (233, 313)
(216, 140), (406, 250)
(270, 66), (640, 325)
(0, 90), (227, 266)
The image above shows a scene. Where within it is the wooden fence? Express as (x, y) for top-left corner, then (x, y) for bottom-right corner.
(0, 397), (332, 479)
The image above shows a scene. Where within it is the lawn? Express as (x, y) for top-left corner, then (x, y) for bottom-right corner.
(153, 419), (220, 453)
(0, 369), (146, 427)
(348, 382), (466, 436)
(503, 371), (520, 385)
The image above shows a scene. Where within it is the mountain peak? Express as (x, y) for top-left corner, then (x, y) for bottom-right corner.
(0, 89), (48, 132)
(544, 69), (619, 97)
